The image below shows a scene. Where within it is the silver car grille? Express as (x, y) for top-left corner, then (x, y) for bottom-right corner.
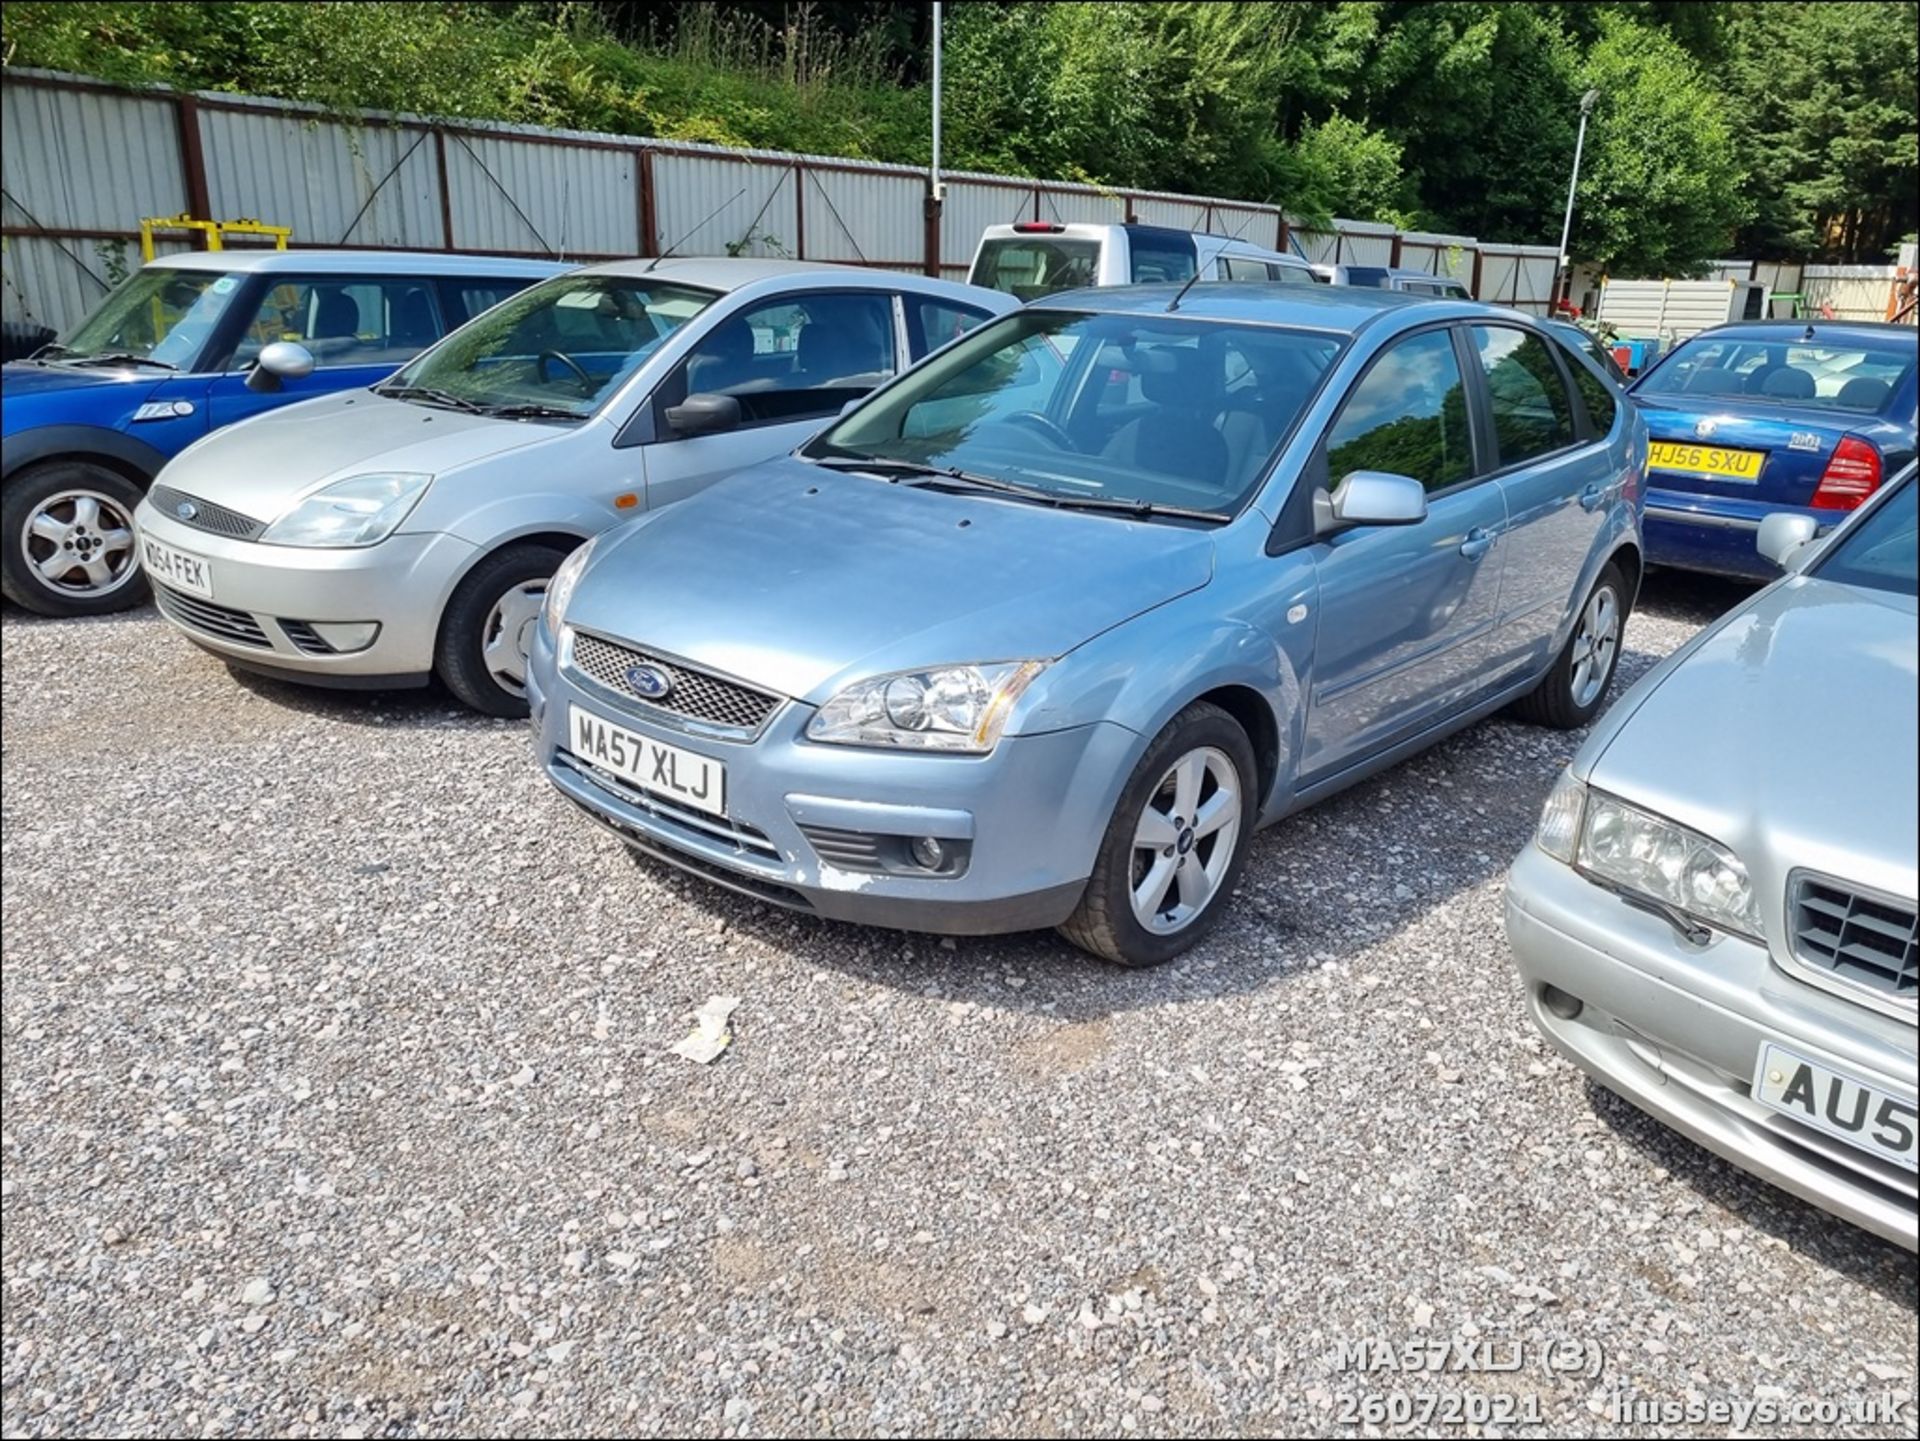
(148, 484), (266, 541)
(1789, 875), (1918, 1007)
(153, 583), (270, 649)
(567, 630), (783, 736)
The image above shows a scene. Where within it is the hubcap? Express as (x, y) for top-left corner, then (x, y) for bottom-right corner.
(22, 490), (138, 597)
(1570, 584), (1620, 709)
(481, 580), (548, 696)
(1128, 745), (1242, 936)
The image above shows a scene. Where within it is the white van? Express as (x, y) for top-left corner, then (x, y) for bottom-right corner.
(968, 222), (1317, 301)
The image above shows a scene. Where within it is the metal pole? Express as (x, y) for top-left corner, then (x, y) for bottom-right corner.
(1556, 89), (1599, 306)
(930, 3), (943, 197)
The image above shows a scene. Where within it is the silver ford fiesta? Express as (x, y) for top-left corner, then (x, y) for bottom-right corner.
(1507, 464), (1918, 1249)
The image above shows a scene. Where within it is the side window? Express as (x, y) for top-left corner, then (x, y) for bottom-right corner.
(447, 281), (529, 324)
(905, 297), (992, 361)
(665, 290), (896, 430)
(1468, 325), (1576, 467)
(1225, 257), (1272, 281)
(1324, 329), (1473, 494)
(1272, 263), (1316, 285)
(1129, 233), (1197, 284)
(1557, 340), (1619, 434)
(230, 278), (443, 368)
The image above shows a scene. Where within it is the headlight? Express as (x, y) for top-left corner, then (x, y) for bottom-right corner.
(543, 537), (597, 632)
(1534, 770), (1587, 862)
(807, 661), (1048, 753)
(261, 473), (431, 548)
(1556, 788), (1761, 940)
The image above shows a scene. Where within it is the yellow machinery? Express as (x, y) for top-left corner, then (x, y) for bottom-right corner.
(139, 214), (292, 261)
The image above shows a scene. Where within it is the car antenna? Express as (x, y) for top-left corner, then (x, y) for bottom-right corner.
(1169, 191), (1277, 312)
(644, 187), (749, 272)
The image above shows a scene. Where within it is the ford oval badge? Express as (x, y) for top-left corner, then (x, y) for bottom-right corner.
(176, 500), (198, 521)
(626, 663), (672, 700)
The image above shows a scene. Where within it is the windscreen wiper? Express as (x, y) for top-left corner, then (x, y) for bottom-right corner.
(1026, 491), (1231, 524)
(480, 402), (586, 422)
(376, 383), (487, 414)
(62, 351), (176, 371)
(811, 453), (1067, 504)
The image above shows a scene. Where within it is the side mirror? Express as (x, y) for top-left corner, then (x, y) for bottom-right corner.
(1756, 511), (1820, 571)
(1316, 470), (1428, 535)
(245, 340), (316, 394)
(664, 392), (742, 438)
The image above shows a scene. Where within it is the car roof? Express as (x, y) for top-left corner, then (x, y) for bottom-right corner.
(568, 255), (1002, 304)
(147, 249), (572, 277)
(1688, 319), (1920, 346)
(1026, 280), (1465, 334)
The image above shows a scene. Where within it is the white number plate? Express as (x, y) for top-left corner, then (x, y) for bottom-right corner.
(1753, 1042), (1918, 1172)
(569, 704), (725, 817)
(142, 536), (214, 598)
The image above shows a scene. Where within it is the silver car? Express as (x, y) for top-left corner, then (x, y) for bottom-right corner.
(528, 284), (1644, 967)
(134, 260), (1012, 714)
(1506, 466), (1918, 1249)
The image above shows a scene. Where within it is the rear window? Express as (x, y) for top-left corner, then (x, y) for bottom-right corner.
(1128, 232), (1197, 285)
(1639, 335), (1916, 413)
(970, 239), (1099, 301)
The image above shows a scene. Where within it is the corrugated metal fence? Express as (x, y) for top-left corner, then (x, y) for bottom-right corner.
(3, 67), (1564, 334)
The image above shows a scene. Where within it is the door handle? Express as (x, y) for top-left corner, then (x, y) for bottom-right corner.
(1579, 483), (1607, 512)
(1459, 527), (1495, 561)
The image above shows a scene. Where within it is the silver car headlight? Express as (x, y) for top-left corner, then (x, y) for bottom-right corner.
(1534, 774), (1762, 939)
(808, 661), (1049, 753)
(542, 536), (597, 632)
(260, 473), (431, 548)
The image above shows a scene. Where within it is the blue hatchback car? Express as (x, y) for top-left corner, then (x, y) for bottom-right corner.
(528, 286), (1647, 966)
(1629, 321), (1918, 580)
(1, 249), (566, 615)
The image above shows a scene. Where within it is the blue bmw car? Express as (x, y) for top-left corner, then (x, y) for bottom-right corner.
(1629, 320), (1918, 580)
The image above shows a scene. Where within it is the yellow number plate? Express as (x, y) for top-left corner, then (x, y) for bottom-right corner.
(1648, 440), (1765, 482)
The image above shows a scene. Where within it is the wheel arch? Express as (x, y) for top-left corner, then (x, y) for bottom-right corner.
(431, 528), (593, 646)
(1, 426), (167, 487)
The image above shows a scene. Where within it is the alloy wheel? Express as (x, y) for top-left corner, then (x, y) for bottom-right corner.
(1570, 583), (1620, 709)
(21, 489), (139, 598)
(1128, 745), (1242, 935)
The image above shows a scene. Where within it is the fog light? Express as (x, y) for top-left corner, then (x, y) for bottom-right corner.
(909, 836), (947, 870)
(309, 620), (380, 653)
(1540, 983), (1583, 1021)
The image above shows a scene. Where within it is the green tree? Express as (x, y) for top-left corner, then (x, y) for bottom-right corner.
(1572, 13), (1751, 273)
(1723, 1), (1919, 260)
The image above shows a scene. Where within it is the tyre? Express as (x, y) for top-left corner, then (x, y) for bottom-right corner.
(1058, 701), (1258, 967)
(1510, 561), (1629, 729)
(433, 542), (571, 717)
(1, 460), (149, 616)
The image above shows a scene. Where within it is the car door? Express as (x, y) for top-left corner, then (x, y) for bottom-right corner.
(1299, 325), (1509, 780)
(1464, 323), (1615, 677)
(635, 288), (902, 511)
(205, 274), (448, 429)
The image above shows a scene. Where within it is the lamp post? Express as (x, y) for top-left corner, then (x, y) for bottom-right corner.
(1555, 87), (1600, 308)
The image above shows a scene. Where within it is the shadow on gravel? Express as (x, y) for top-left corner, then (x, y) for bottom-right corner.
(1584, 1081), (1920, 1308)
(1633, 567), (1762, 628)
(223, 662), (512, 732)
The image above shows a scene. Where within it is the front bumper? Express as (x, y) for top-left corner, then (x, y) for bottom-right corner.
(528, 623), (1136, 935)
(1643, 485), (1832, 581)
(134, 504), (476, 684)
(1504, 844), (1918, 1250)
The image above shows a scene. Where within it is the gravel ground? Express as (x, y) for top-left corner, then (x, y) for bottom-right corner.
(3, 572), (1914, 1439)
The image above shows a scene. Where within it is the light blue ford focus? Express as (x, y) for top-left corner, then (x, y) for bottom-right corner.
(527, 284), (1647, 965)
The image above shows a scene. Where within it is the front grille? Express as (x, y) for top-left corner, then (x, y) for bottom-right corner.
(554, 749), (779, 858)
(567, 630), (782, 735)
(1790, 874), (1918, 1007)
(148, 484), (266, 541)
(153, 583), (270, 649)
(279, 620), (334, 656)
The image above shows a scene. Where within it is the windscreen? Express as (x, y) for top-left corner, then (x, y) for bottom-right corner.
(970, 239), (1101, 301)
